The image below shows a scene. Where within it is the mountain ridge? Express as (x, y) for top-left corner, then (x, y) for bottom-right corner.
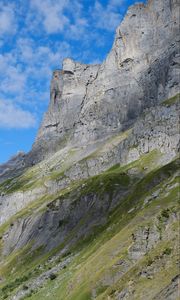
(0, 0), (179, 299)
(0, 0), (178, 174)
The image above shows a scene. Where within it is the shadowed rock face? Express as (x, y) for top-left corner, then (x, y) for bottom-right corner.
(0, 98), (179, 226)
(26, 0), (179, 164)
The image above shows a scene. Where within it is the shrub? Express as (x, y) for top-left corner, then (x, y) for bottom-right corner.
(22, 285), (29, 290)
(161, 209), (170, 219)
(49, 273), (57, 280)
(163, 247), (172, 255)
(147, 258), (153, 266)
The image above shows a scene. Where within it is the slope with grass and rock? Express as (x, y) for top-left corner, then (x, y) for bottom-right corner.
(0, 0), (179, 299)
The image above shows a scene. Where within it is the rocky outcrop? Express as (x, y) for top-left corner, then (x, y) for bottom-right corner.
(0, 0), (179, 177)
(2, 174), (131, 256)
(0, 1), (179, 299)
(28, 61), (100, 164)
(128, 225), (161, 260)
(0, 96), (179, 227)
(1, 165), (178, 300)
(27, 0), (179, 164)
(0, 152), (26, 183)
(153, 275), (180, 300)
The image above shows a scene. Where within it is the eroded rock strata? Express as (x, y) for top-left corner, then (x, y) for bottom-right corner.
(0, 0), (179, 299)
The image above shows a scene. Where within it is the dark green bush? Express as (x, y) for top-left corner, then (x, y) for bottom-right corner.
(49, 273), (57, 280)
(163, 247), (172, 255)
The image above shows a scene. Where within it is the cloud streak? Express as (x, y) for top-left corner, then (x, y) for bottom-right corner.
(0, 3), (17, 36)
(30, 0), (70, 34)
(0, 0), (129, 130)
(92, 0), (123, 31)
(0, 99), (36, 129)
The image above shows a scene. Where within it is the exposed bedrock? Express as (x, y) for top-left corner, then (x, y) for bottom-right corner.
(26, 0), (179, 164)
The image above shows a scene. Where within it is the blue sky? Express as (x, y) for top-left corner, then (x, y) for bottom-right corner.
(0, 0), (146, 164)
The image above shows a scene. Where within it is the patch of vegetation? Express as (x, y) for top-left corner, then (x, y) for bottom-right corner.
(107, 164), (120, 172)
(23, 289), (36, 299)
(50, 170), (66, 180)
(78, 129), (132, 163)
(161, 208), (170, 219)
(0, 244), (45, 286)
(0, 167), (41, 195)
(1, 274), (30, 294)
(96, 285), (108, 297)
(80, 170), (130, 197)
(161, 93), (179, 106)
(22, 285), (29, 290)
(119, 149), (162, 174)
(146, 257), (153, 266)
(0, 154), (179, 300)
(49, 273), (57, 280)
(163, 247), (172, 255)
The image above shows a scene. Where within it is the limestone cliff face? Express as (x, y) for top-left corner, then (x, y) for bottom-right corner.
(0, 0), (179, 254)
(1, 96), (179, 227)
(28, 0), (179, 163)
(32, 62), (100, 159)
(0, 1), (179, 299)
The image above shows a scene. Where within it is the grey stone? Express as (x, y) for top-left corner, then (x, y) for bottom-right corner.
(25, 0), (180, 164)
(0, 1), (179, 286)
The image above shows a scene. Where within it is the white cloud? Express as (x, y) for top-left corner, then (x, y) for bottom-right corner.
(109, 0), (124, 6)
(30, 0), (70, 34)
(16, 37), (70, 68)
(92, 0), (123, 31)
(0, 3), (16, 36)
(0, 99), (36, 129)
(0, 0), (126, 131)
(0, 38), (71, 109)
(0, 66), (26, 94)
(28, 0), (90, 39)
(0, 52), (26, 98)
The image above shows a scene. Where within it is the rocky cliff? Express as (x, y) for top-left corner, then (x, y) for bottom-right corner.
(0, 0), (179, 299)
(26, 0), (179, 164)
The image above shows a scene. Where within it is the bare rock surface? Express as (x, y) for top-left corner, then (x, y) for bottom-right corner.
(26, 0), (179, 164)
(0, 1), (179, 299)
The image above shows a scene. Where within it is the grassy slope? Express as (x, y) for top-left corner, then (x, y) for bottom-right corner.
(161, 93), (179, 106)
(23, 160), (179, 300)
(0, 154), (179, 300)
(0, 95), (179, 299)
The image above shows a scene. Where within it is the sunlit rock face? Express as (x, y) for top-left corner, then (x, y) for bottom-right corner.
(27, 0), (179, 164)
(0, 2), (179, 298)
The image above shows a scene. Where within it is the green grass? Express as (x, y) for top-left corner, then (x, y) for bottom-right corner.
(25, 182), (178, 300)
(0, 152), (179, 300)
(0, 167), (41, 195)
(0, 93), (179, 299)
(161, 93), (179, 106)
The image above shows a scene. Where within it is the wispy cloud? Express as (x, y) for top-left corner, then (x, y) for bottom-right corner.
(30, 0), (70, 34)
(91, 0), (123, 31)
(0, 3), (17, 36)
(0, 0), (130, 133)
(0, 39), (71, 109)
(0, 99), (36, 129)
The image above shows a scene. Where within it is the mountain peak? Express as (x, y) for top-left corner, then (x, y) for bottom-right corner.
(0, 1), (179, 299)
(25, 0), (179, 166)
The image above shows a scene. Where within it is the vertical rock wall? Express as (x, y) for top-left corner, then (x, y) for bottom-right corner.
(25, 0), (180, 164)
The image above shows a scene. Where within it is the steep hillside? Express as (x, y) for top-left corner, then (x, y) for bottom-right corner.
(0, 0), (179, 299)
(0, 94), (179, 300)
